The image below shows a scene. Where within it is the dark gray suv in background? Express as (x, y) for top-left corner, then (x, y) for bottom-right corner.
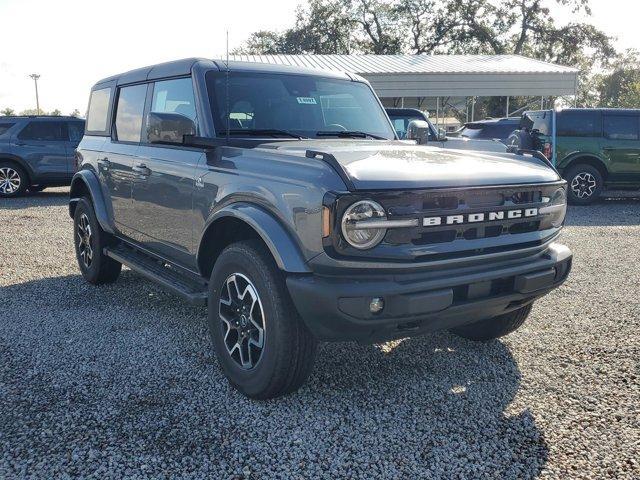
(70, 58), (572, 399)
(0, 116), (85, 197)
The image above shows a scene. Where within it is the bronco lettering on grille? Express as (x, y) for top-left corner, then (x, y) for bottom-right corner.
(423, 208), (538, 227)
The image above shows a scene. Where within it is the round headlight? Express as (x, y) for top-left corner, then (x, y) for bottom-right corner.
(341, 200), (387, 249)
(540, 187), (567, 228)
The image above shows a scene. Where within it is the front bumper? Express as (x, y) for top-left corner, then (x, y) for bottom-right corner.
(287, 242), (572, 343)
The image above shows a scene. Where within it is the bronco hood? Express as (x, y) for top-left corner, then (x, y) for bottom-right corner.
(263, 140), (559, 190)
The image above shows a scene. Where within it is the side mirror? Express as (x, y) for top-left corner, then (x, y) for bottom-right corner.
(406, 120), (431, 145)
(437, 128), (447, 142)
(146, 111), (196, 144)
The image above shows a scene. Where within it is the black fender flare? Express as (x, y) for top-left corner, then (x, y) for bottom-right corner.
(68, 170), (114, 234)
(198, 203), (311, 274)
(558, 152), (608, 178)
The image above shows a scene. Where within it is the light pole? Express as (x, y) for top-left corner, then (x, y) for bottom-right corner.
(29, 74), (41, 115)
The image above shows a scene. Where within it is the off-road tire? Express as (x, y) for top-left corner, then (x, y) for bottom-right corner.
(0, 162), (29, 197)
(451, 304), (533, 341)
(564, 164), (603, 205)
(208, 240), (318, 399)
(73, 197), (122, 284)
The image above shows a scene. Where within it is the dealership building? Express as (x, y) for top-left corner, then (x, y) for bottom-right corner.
(229, 54), (579, 128)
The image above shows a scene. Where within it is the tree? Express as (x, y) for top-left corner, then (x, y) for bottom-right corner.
(50, 109), (62, 116)
(237, 0), (614, 67)
(1, 108), (15, 116)
(69, 109), (81, 118)
(594, 50), (640, 108)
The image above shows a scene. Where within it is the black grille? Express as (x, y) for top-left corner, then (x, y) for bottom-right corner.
(378, 184), (558, 247)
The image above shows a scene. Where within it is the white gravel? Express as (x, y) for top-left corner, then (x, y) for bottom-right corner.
(1, 188), (638, 479)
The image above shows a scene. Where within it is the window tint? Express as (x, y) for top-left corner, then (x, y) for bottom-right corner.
(558, 112), (600, 137)
(68, 121), (85, 142)
(115, 84), (147, 142)
(145, 78), (197, 143)
(18, 121), (65, 141)
(86, 88), (112, 132)
(0, 123), (14, 135)
(603, 115), (639, 140)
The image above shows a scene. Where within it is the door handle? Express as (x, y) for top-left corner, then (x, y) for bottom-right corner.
(602, 147), (615, 151)
(132, 164), (151, 176)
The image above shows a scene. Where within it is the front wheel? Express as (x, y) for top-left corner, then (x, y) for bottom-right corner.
(450, 304), (533, 341)
(564, 164), (603, 205)
(208, 240), (318, 399)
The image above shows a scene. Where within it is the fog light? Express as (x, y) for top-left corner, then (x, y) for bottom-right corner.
(369, 297), (384, 313)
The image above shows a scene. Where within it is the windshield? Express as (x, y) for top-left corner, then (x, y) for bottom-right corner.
(206, 71), (396, 139)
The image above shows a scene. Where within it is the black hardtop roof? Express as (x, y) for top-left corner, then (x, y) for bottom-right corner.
(93, 57), (353, 89)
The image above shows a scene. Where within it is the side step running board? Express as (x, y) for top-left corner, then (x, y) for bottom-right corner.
(104, 245), (208, 306)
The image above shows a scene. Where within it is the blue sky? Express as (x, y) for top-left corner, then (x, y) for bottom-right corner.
(0, 0), (636, 114)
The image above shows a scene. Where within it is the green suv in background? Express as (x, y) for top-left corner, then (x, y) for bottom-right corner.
(511, 109), (640, 204)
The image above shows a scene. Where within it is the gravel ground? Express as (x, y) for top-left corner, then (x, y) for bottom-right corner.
(1, 187), (638, 479)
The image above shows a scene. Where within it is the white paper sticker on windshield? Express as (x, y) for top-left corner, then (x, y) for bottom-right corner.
(296, 97), (317, 105)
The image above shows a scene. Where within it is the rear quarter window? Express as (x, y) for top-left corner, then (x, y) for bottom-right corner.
(557, 112), (600, 137)
(603, 115), (639, 140)
(86, 87), (112, 134)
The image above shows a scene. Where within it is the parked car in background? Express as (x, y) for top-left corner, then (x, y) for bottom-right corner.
(70, 58), (571, 399)
(449, 117), (520, 143)
(0, 116), (85, 197)
(508, 108), (640, 204)
(385, 108), (508, 153)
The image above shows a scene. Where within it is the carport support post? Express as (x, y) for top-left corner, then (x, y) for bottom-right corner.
(471, 97), (475, 122)
(436, 97), (440, 129)
(505, 96), (510, 117)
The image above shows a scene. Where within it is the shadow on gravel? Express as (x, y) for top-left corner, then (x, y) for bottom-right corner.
(1, 271), (549, 478)
(1, 189), (69, 210)
(307, 336), (549, 478)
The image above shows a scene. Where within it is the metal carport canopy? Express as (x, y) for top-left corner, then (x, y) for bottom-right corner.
(228, 54), (579, 97)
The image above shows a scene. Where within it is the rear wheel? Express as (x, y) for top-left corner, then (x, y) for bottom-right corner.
(73, 197), (122, 284)
(208, 240), (318, 399)
(0, 163), (28, 198)
(564, 164), (603, 205)
(450, 304), (533, 341)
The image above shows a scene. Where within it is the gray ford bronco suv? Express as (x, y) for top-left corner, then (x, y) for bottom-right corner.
(70, 58), (572, 399)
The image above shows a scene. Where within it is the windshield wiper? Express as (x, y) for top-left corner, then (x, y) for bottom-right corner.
(226, 129), (306, 139)
(316, 130), (386, 140)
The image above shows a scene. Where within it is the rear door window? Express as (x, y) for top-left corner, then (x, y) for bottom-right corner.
(603, 115), (639, 140)
(0, 123), (14, 135)
(558, 112), (600, 137)
(17, 121), (66, 141)
(86, 87), (112, 133)
(114, 84), (147, 143)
